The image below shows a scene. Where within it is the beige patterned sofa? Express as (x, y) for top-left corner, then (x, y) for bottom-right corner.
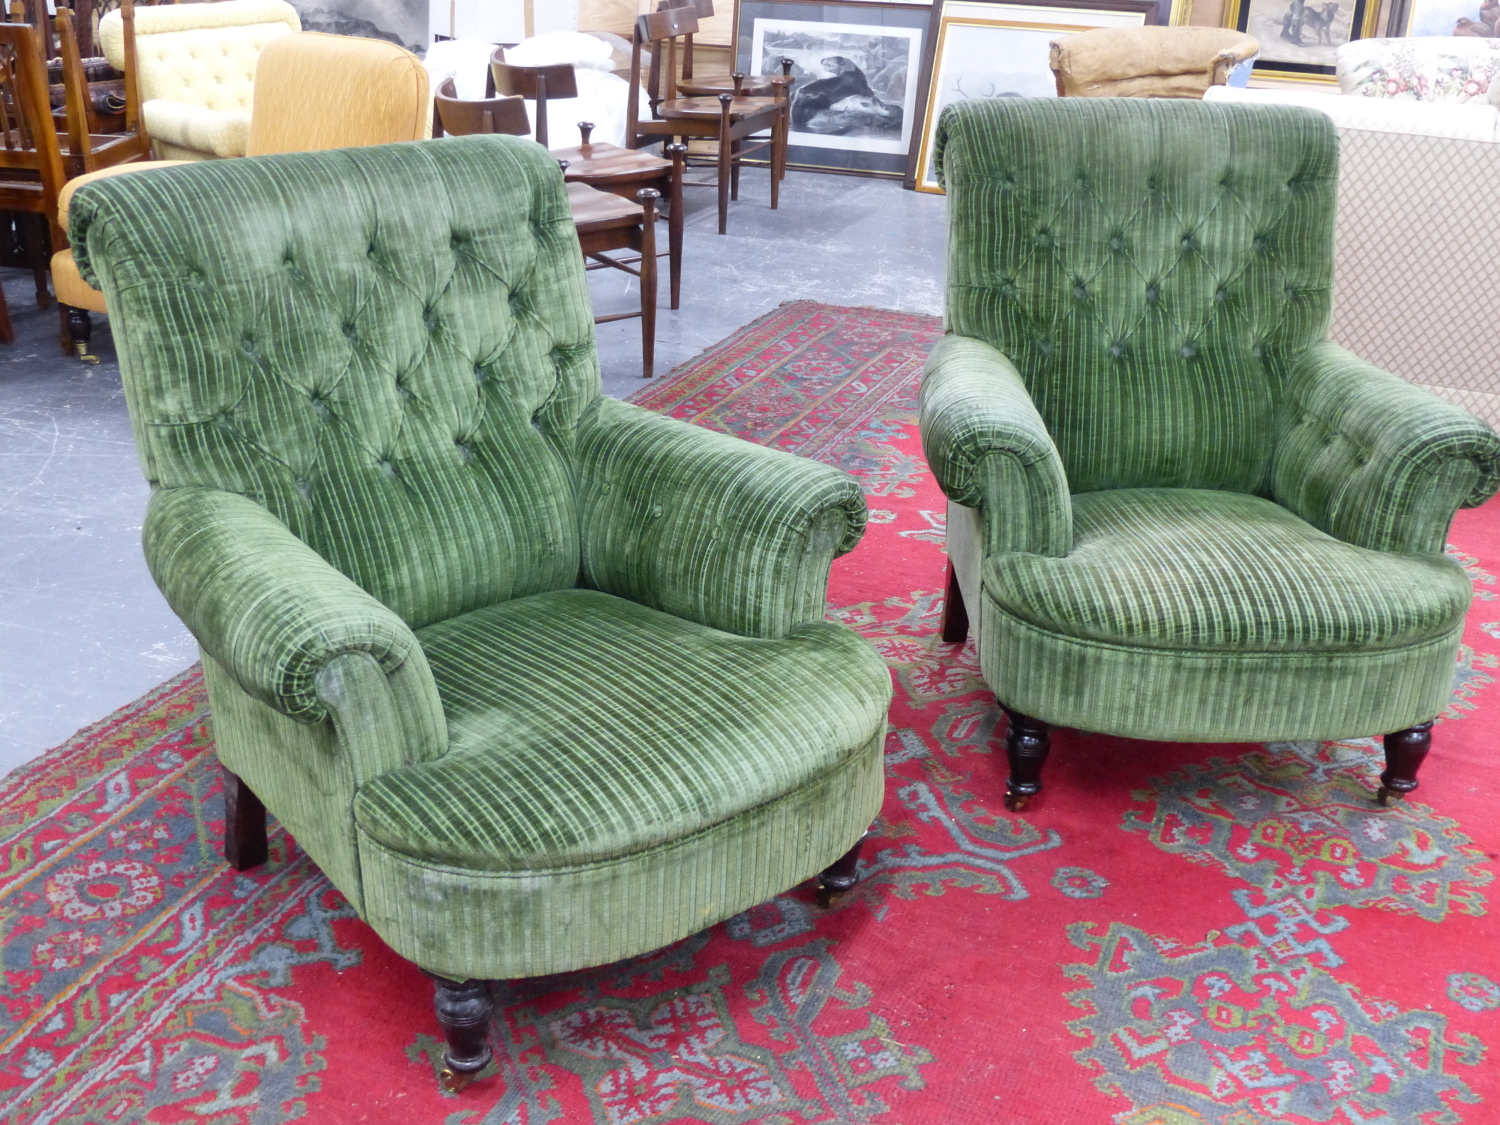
(99, 0), (301, 161)
(1206, 84), (1500, 429)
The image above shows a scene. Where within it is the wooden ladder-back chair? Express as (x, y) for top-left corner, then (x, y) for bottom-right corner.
(55, 1), (149, 175)
(490, 51), (686, 309)
(0, 20), (69, 344)
(434, 76), (663, 377)
(627, 7), (786, 235)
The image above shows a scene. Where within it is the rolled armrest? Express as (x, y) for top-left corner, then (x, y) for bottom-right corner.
(920, 334), (1072, 557)
(1273, 342), (1500, 554)
(575, 397), (867, 638)
(143, 486), (436, 726)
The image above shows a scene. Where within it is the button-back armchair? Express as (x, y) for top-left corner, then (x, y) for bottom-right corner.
(925, 98), (1500, 811)
(70, 136), (889, 1088)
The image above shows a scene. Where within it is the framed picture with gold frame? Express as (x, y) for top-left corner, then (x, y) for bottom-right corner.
(1223, 0), (1378, 79)
(905, 0), (1165, 193)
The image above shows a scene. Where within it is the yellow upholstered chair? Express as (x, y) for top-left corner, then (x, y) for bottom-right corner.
(52, 31), (431, 361)
(98, 0), (302, 161)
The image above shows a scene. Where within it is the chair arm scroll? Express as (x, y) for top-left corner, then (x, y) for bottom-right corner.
(1273, 343), (1500, 555)
(143, 487), (442, 737)
(575, 397), (867, 638)
(919, 334), (1072, 557)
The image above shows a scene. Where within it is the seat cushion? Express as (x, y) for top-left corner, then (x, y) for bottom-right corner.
(986, 488), (1470, 653)
(142, 100), (251, 157)
(353, 588), (890, 872)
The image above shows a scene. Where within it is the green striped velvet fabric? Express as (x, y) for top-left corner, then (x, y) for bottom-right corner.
(76, 137), (890, 980)
(926, 99), (1500, 744)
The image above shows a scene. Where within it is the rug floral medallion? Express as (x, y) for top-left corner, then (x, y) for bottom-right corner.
(2, 301), (1496, 1124)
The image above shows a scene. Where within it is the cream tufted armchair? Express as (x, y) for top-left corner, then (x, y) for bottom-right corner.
(99, 0), (301, 161)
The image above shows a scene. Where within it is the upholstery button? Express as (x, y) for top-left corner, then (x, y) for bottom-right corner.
(1214, 288), (1227, 303)
(1179, 234), (1194, 251)
(1252, 343), (1265, 358)
(1110, 342), (1124, 358)
(342, 323), (357, 340)
(1253, 236), (1269, 253)
(1034, 230), (1053, 248)
(1181, 342), (1196, 358)
(1037, 338), (1052, 355)
(379, 459), (397, 476)
(294, 479), (312, 501)
(649, 505), (664, 519)
(1146, 285), (1160, 304)
(1072, 282), (1086, 300)
(710, 527), (723, 540)
(1109, 235), (1124, 251)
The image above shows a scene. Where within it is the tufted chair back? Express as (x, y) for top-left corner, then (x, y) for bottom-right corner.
(70, 136), (599, 631)
(99, 0), (300, 115)
(936, 97), (1337, 495)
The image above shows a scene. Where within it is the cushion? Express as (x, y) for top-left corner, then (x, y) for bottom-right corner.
(353, 588), (890, 870)
(50, 250), (108, 313)
(142, 100), (252, 157)
(985, 488), (1470, 652)
(1205, 84), (1500, 141)
(504, 30), (614, 71)
(1338, 37), (1500, 106)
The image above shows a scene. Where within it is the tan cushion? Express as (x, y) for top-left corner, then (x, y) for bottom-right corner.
(50, 249), (108, 312)
(1050, 27), (1260, 98)
(55, 161), (192, 311)
(247, 33), (430, 156)
(141, 100), (252, 157)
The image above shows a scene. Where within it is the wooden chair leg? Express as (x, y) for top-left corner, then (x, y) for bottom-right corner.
(771, 110), (785, 207)
(430, 976), (494, 1093)
(939, 558), (968, 643)
(730, 136), (741, 201)
(666, 141), (685, 310)
(222, 766), (268, 871)
(0, 278), (13, 346)
(20, 214), (50, 308)
(816, 829), (868, 907)
(635, 187), (658, 378)
(716, 93), (732, 235)
(1378, 720), (1433, 805)
(62, 304), (98, 364)
(1001, 706), (1049, 812)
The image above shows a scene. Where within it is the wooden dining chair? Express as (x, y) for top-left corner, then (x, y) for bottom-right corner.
(626, 7), (786, 235)
(488, 51), (686, 309)
(55, 3), (149, 176)
(434, 77), (662, 377)
(659, 0), (794, 110)
(0, 21), (70, 346)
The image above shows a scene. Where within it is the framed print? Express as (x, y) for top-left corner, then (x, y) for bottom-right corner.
(733, 1), (933, 176)
(906, 0), (1161, 193)
(1223, 0), (1377, 78)
(1385, 0), (1494, 36)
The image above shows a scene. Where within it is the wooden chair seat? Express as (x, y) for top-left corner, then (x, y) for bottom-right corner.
(658, 95), (780, 121)
(554, 141), (669, 183)
(566, 181), (646, 228)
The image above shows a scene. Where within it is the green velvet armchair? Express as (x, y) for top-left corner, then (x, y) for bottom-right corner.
(925, 98), (1500, 811)
(70, 136), (890, 1087)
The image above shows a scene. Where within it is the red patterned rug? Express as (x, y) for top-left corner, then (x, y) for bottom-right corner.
(4, 300), (1498, 1124)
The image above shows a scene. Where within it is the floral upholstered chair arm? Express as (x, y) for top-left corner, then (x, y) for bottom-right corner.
(919, 335), (1072, 558)
(575, 397), (868, 639)
(1272, 342), (1500, 555)
(143, 486), (447, 764)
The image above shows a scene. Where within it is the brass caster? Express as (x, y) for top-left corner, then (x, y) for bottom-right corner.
(75, 343), (99, 365)
(1376, 786), (1406, 807)
(1004, 791), (1029, 813)
(439, 1066), (476, 1093)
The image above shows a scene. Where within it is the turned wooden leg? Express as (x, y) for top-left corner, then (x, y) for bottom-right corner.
(1001, 706), (1049, 812)
(1379, 720), (1433, 805)
(431, 976), (494, 1092)
(940, 558), (969, 643)
(222, 766), (268, 871)
(816, 830), (868, 907)
(63, 304), (98, 365)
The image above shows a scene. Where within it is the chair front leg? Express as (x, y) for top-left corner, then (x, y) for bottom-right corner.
(816, 828), (869, 907)
(635, 187), (659, 378)
(716, 93), (733, 234)
(429, 976), (495, 1092)
(62, 304), (98, 364)
(940, 558), (968, 643)
(1378, 720), (1433, 805)
(222, 766), (268, 871)
(666, 141), (686, 309)
(1000, 705), (1049, 812)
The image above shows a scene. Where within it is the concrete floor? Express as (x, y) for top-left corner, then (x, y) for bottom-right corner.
(0, 168), (947, 774)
